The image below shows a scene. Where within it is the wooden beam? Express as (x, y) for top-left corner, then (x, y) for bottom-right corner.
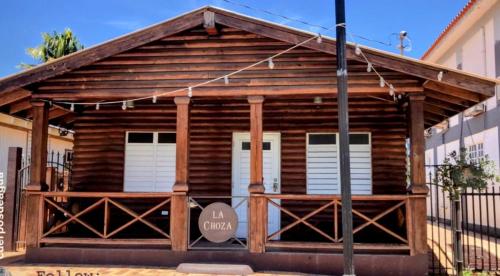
(48, 106), (70, 120)
(27, 100), (49, 191)
(423, 80), (482, 102)
(247, 96), (266, 253)
(248, 95), (264, 193)
(9, 98), (32, 114)
(212, 9), (496, 95)
(407, 95), (427, 194)
(5, 147), (23, 251)
(170, 96), (190, 252)
(32, 85), (424, 100)
(173, 96), (190, 192)
(0, 88), (31, 108)
(203, 11), (218, 35)
(25, 100), (49, 250)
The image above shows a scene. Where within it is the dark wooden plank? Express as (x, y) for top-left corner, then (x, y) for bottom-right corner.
(0, 89), (31, 108)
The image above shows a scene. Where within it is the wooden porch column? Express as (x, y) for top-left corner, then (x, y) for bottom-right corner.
(171, 96), (190, 251)
(407, 94), (428, 256)
(28, 100), (49, 191)
(25, 100), (49, 249)
(5, 147), (23, 251)
(247, 96), (267, 253)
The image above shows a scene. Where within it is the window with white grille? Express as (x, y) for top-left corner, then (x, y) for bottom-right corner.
(468, 143), (484, 164)
(306, 133), (372, 195)
(124, 132), (176, 192)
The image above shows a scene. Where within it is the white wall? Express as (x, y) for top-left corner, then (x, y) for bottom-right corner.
(0, 113), (74, 184)
(0, 125), (30, 177)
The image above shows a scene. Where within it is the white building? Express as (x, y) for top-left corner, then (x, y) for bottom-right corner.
(0, 113), (73, 178)
(423, 0), (500, 230)
(423, 0), (500, 179)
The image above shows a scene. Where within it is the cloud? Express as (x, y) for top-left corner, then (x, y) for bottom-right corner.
(104, 20), (143, 31)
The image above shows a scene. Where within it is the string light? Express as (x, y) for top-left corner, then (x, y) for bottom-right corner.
(268, 58), (275, 69)
(389, 84), (395, 96)
(437, 71), (444, 82)
(50, 24), (400, 106)
(70, 104), (74, 112)
(354, 44), (361, 56)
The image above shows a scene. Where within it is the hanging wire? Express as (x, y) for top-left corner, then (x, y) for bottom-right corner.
(219, 0), (393, 46)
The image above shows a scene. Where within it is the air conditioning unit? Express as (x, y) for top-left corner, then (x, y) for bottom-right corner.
(464, 103), (485, 117)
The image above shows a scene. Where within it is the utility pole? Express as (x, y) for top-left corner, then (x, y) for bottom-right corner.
(335, 0), (355, 275)
(398, 31), (408, 56)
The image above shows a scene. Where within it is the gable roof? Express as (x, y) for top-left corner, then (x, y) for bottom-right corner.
(0, 5), (497, 97)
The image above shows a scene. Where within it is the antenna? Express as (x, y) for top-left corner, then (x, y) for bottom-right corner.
(397, 31), (412, 56)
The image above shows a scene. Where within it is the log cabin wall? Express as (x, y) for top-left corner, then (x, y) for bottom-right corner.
(33, 26), (414, 195)
(68, 96), (407, 195)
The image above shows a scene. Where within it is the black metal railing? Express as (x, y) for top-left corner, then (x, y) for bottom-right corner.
(427, 165), (500, 275)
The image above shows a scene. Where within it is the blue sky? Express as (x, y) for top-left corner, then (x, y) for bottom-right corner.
(0, 0), (468, 78)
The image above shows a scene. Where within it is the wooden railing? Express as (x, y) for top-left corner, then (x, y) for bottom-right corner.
(30, 191), (172, 246)
(262, 194), (425, 252)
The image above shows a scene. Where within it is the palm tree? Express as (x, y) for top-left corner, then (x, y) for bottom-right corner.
(19, 28), (84, 69)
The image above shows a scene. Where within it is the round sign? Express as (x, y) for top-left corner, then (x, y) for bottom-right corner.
(198, 202), (238, 243)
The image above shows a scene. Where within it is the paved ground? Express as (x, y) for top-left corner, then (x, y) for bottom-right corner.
(0, 252), (307, 276)
(427, 223), (500, 274)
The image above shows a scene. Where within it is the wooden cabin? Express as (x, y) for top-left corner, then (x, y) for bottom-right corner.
(0, 6), (497, 275)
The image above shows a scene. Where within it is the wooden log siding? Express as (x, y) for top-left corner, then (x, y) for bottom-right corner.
(70, 97), (407, 194)
(34, 27), (422, 101)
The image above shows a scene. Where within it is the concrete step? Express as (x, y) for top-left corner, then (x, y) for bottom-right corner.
(176, 263), (254, 275)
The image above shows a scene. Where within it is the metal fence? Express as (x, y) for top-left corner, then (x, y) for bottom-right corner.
(427, 165), (500, 275)
(14, 150), (73, 250)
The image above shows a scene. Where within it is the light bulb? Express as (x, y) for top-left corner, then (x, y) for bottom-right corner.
(122, 101), (127, 110)
(437, 71), (444, 82)
(268, 58), (275, 69)
(355, 44), (361, 56)
(316, 34), (322, 44)
(152, 96), (157, 103)
(379, 77), (385, 88)
(224, 76), (229, 85)
(96, 103), (100, 110)
(188, 87), (193, 98)
(389, 84), (395, 96)
(367, 62), (372, 73)
(70, 103), (74, 112)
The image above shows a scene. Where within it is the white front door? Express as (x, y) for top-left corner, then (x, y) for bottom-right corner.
(231, 132), (281, 239)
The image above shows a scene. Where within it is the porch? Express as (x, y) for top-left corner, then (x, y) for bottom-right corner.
(13, 92), (429, 258)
